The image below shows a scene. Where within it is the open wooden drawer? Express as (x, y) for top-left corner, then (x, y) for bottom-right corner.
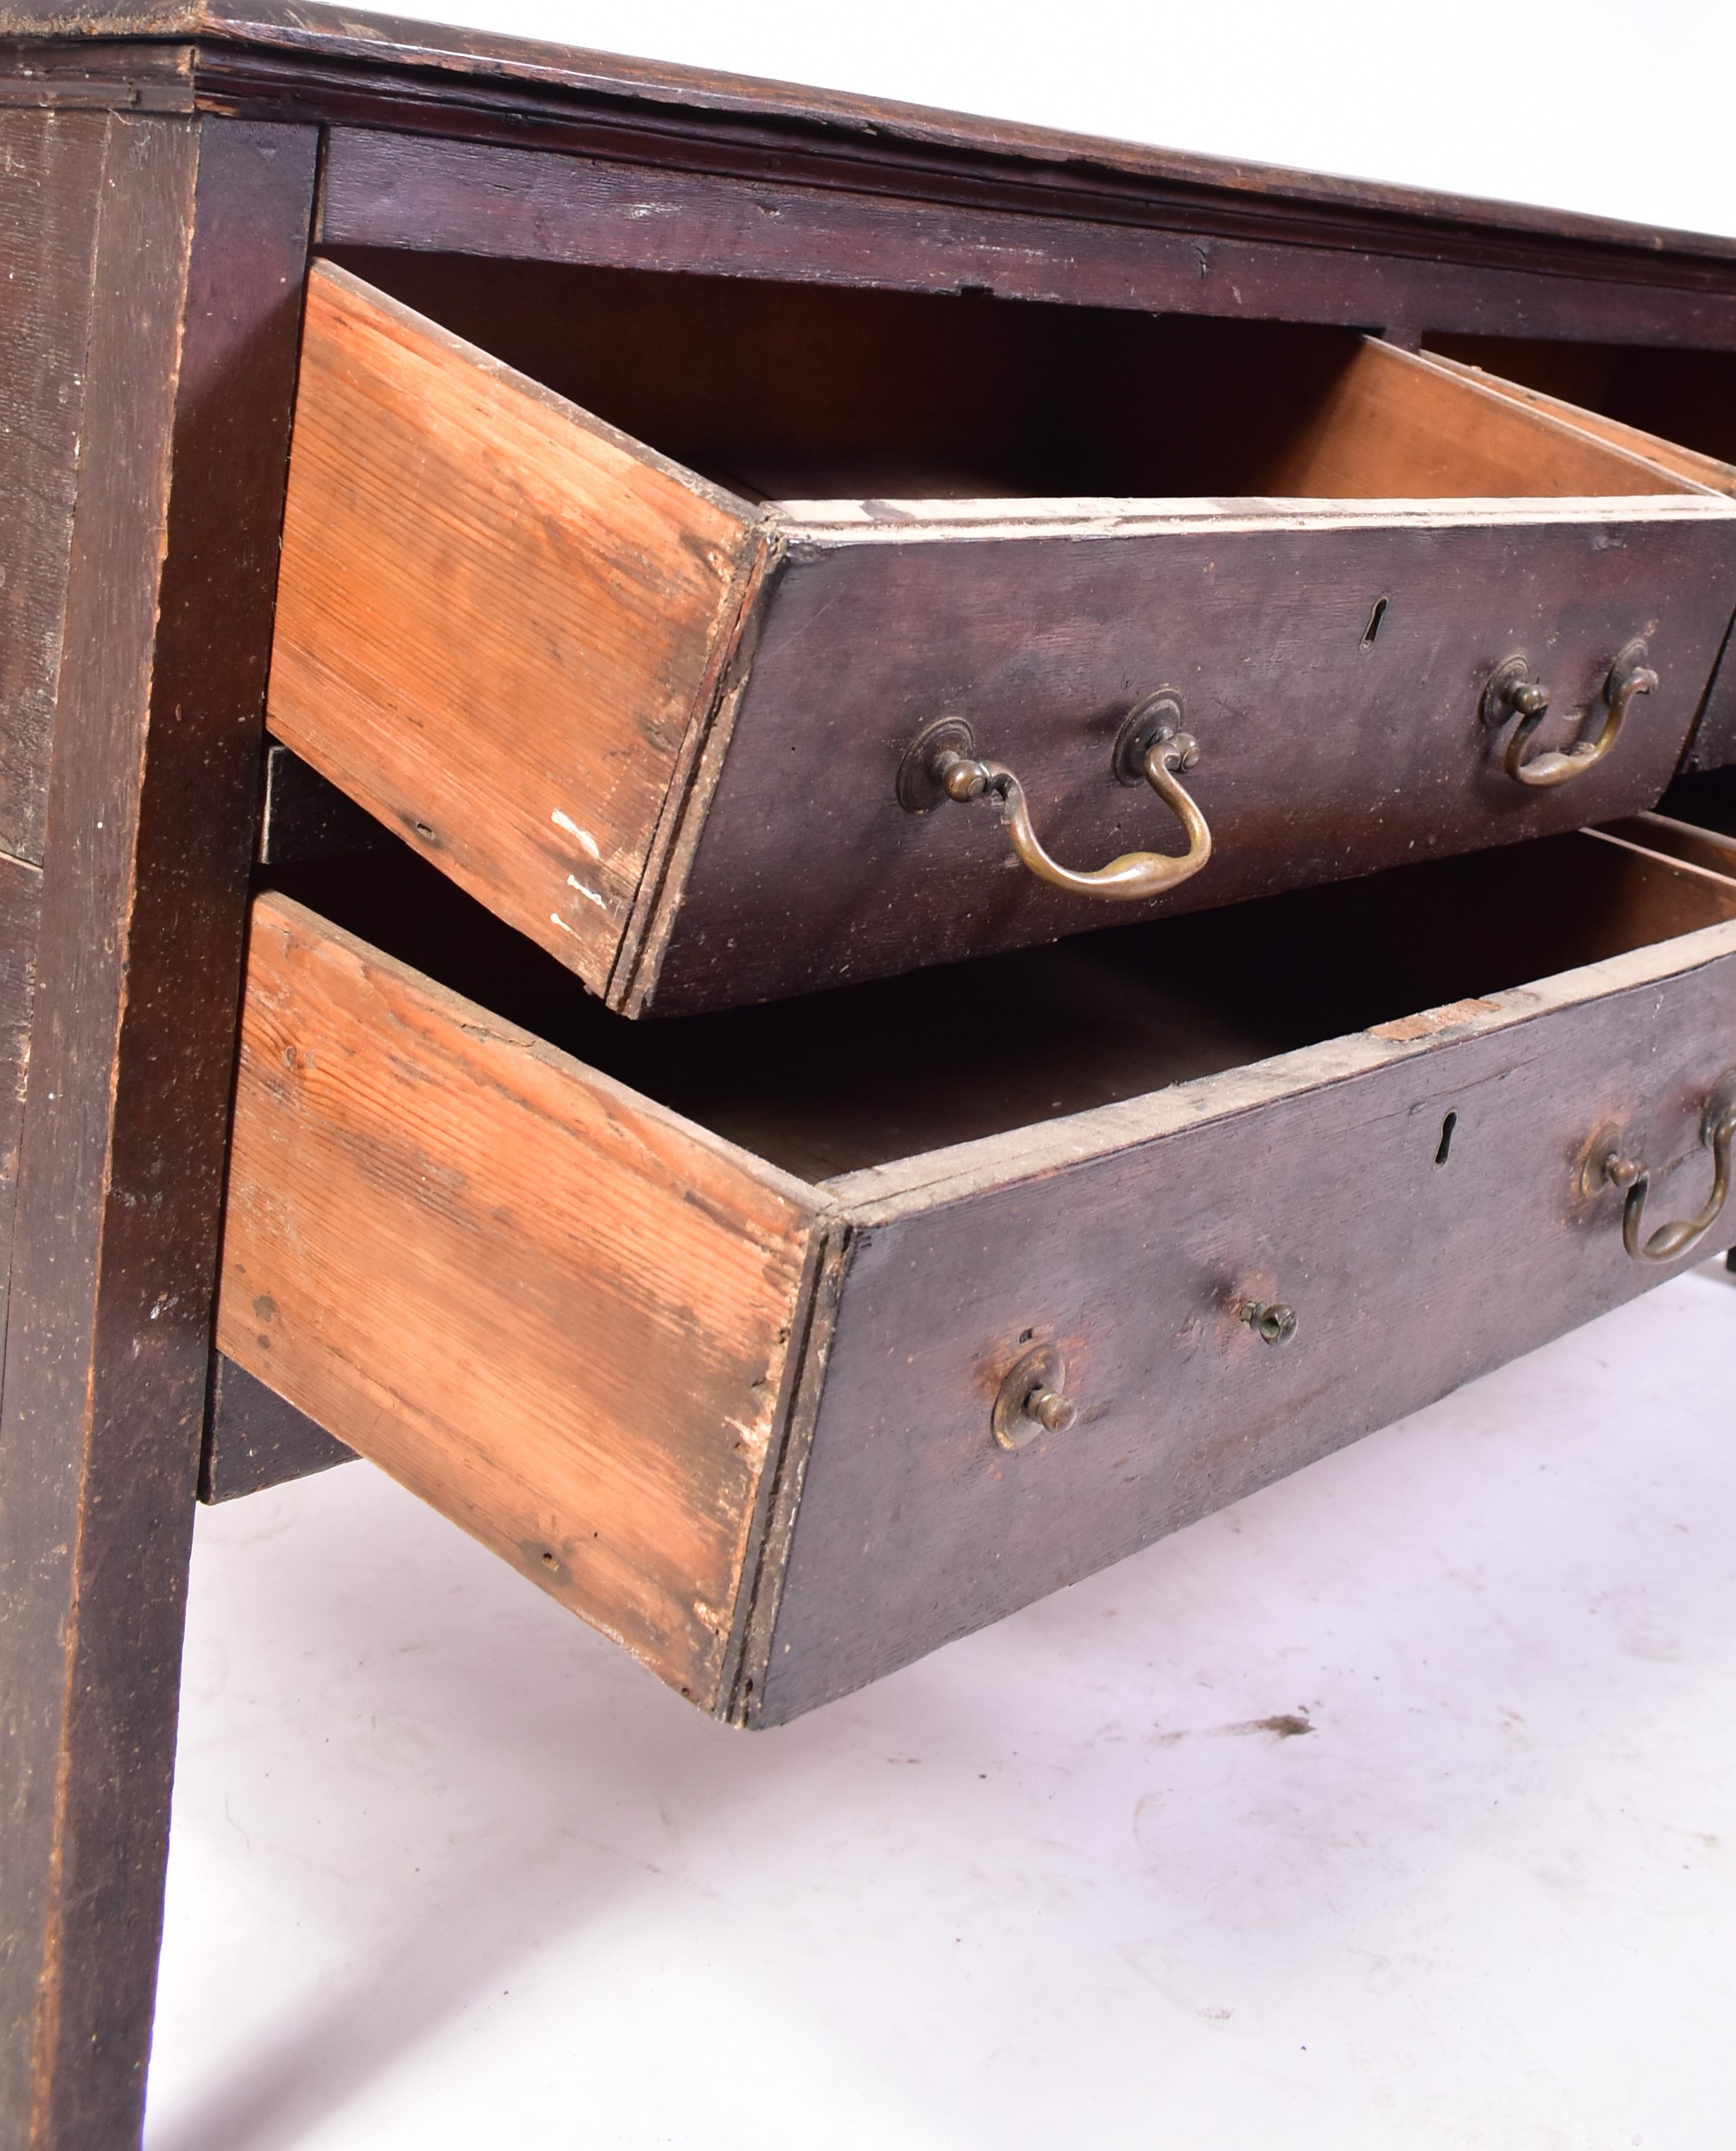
(266, 259), (1736, 1018)
(218, 829), (1736, 1726)
(1421, 337), (1736, 775)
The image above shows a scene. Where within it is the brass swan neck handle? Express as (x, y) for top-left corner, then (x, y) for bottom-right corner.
(898, 691), (1212, 902)
(1483, 639), (1658, 790)
(1597, 1070), (1736, 1264)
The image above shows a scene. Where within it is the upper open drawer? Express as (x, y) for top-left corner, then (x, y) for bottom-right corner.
(267, 261), (1736, 1015)
(1419, 337), (1736, 778)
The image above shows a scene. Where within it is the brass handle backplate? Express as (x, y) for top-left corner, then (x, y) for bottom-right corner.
(1482, 638), (1658, 789)
(992, 1344), (1078, 1451)
(1594, 1068), (1736, 1264)
(898, 691), (1212, 902)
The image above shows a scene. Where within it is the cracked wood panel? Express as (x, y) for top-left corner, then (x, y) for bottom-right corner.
(753, 850), (1736, 1723)
(216, 893), (824, 1710)
(266, 259), (772, 997)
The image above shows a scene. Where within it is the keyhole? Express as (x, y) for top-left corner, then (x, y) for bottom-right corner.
(1434, 1110), (1457, 1168)
(1361, 596), (1388, 649)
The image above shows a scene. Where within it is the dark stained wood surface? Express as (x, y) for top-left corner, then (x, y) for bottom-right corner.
(0, 850), (41, 1360)
(201, 1352), (354, 1501)
(752, 838), (1736, 1723)
(0, 112), (316, 2150)
(6, 0), (1736, 281)
(1687, 618), (1736, 774)
(255, 736), (390, 866)
(0, 110), (106, 863)
(314, 127), (1736, 353)
(647, 500), (1736, 1012)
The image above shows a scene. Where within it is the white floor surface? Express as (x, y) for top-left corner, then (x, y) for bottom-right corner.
(143, 1264), (1736, 2149)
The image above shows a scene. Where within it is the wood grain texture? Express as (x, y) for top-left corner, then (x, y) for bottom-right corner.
(1419, 347), (1736, 498)
(217, 892), (824, 1709)
(1423, 335), (1736, 468)
(753, 838), (1736, 1723)
(645, 498), (1736, 1012)
(0, 849), (41, 1358)
(9, 3), (1731, 269)
(0, 109), (105, 862)
(268, 259), (769, 995)
(1261, 339), (1698, 500)
(0, 114), (316, 2150)
(315, 129), (1736, 354)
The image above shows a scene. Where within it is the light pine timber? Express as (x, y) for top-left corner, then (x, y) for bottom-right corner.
(1417, 346), (1736, 498)
(266, 260), (776, 996)
(1262, 336), (1706, 499)
(216, 893), (825, 1707)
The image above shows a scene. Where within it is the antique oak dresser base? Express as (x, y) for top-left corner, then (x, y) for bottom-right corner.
(3, 8), (1736, 2145)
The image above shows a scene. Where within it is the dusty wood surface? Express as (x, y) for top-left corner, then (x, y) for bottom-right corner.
(217, 893), (824, 1711)
(254, 736), (390, 866)
(3, 1), (1732, 267)
(648, 498), (1736, 1012)
(201, 1352), (354, 1501)
(268, 260), (769, 995)
(0, 113), (316, 2150)
(754, 842), (1736, 1722)
(313, 127), (1736, 355)
(0, 109), (106, 862)
(0, 850), (41, 1358)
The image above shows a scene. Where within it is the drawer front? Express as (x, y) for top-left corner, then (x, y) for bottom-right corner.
(647, 503), (1736, 1011)
(753, 906), (1736, 1723)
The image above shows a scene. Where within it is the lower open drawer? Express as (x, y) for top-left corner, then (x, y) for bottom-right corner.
(217, 829), (1736, 1725)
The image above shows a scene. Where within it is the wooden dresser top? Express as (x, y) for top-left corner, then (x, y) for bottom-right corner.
(3, 0), (1735, 283)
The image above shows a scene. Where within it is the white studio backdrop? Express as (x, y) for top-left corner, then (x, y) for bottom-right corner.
(145, 6), (1736, 2148)
(369, 0), (1736, 239)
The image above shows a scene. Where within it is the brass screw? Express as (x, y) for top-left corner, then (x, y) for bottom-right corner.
(1241, 1301), (1299, 1345)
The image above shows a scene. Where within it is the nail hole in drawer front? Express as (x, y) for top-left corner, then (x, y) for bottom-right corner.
(227, 827), (1736, 1725)
(268, 255), (1736, 1018)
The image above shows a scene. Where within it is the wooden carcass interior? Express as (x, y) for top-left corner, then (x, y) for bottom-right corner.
(265, 823), (1736, 1185)
(328, 249), (1692, 504)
